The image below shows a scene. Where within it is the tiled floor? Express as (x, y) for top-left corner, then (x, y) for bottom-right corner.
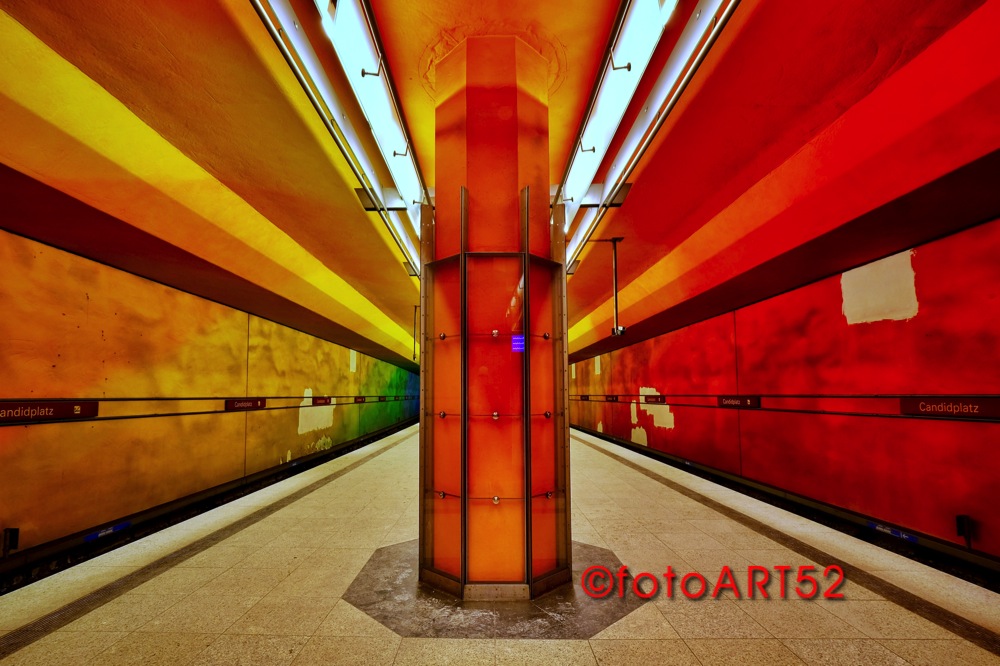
(1, 425), (998, 665)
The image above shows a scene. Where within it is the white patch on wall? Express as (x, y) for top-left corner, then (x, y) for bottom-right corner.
(597, 421), (603, 433)
(594, 356), (601, 375)
(571, 363), (576, 379)
(298, 388), (335, 435)
(638, 387), (675, 429)
(841, 250), (919, 325)
(630, 427), (647, 445)
(350, 349), (357, 372)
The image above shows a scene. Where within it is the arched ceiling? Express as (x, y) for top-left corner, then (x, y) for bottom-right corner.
(1, 0), (998, 366)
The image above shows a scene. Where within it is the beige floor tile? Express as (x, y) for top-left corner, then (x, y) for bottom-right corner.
(62, 593), (186, 632)
(219, 528), (286, 550)
(654, 531), (727, 550)
(710, 532), (785, 550)
(136, 594), (259, 634)
(603, 533), (673, 553)
(684, 638), (805, 665)
(495, 639), (597, 665)
(593, 603), (679, 639)
(314, 600), (398, 638)
(639, 519), (703, 534)
(230, 546), (317, 571)
(736, 600), (866, 639)
(94, 631), (217, 666)
(782, 638), (908, 665)
(879, 639), (1000, 665)
(379, 527), (418, 547)
(192, 568), (290, 597)
(323, 530), (390, 550)
(191, 634), (309, 666)
(266, 530), (341, 549)
(266, 566), (357, 599)
(295, 548), (373, 572)
(572, 531), (610, 549)
(130, 567), (226, 595)
(392, 638), (494, 665)
(730, 548), (819, 568)
(673, 548), (750, 572)
(821, 600), (957, 639)
(0, 630), (128, 666)
(226, 596), (338, 636)
(175, 545), (257, 569)
(611, 548), (685, 578)
(684, 520), (757, 536)
(656, 599), (770, 638)
(588, 639), (701, 665)
(290, 635), (401, 666)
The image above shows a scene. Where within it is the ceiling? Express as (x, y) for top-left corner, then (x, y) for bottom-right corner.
(1, 0), (998, 369)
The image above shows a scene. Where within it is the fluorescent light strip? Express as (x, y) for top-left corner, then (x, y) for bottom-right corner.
(601, 0), (729, 205)
(562, 0), (679, 231)
(265, 0), (384, 205)
(253, 0), (421, 271)
(566, 0), (736, 264)
(318, 0), (423, 208)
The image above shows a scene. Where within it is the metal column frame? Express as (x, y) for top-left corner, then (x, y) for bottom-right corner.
(530, 202), (573, 597)
(521, 186), (533, 587)
(459, 186), (469, 590)
(420, 191), (572, 600)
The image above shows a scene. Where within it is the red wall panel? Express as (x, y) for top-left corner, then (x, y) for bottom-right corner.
(740, 411), (1000, 554)
(571, 218), (1000, 559)
(736, 220), (1000, 395)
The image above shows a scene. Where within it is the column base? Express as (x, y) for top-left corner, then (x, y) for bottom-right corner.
(419, 566), (574, 600)
(463, 583), (530, 601)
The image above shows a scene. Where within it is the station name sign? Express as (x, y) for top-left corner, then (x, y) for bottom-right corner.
(717, 396), (761, 409)
(0, 401), (99, 425)
(900, 397), (999, 421)
(311, 397), (333, 406)
(225, 398), (266, 411)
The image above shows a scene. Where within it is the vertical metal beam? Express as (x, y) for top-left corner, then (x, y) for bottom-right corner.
(610, 237), (625, 336)
(417, 204), (434, 577)
(459, 186), (469, 591)
(554, 204), (573, 574)
(521, 186), (533, 586)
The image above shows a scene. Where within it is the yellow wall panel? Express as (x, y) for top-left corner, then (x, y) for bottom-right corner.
(0, 414), (246, 549)
(0, 231), (417, 555)
(0, 232), (248, 399)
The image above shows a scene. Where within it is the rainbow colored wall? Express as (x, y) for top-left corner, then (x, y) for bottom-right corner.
(0, 230), (418, 554)
(570, 218), (1000, 559)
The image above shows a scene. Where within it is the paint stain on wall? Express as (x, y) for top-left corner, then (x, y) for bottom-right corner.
(297, 388), (335, 435)
(841, 250), (919, 324)
(638, 387), (674, 429)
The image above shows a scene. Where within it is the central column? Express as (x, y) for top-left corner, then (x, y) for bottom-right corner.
(418, 36), (571, 600)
